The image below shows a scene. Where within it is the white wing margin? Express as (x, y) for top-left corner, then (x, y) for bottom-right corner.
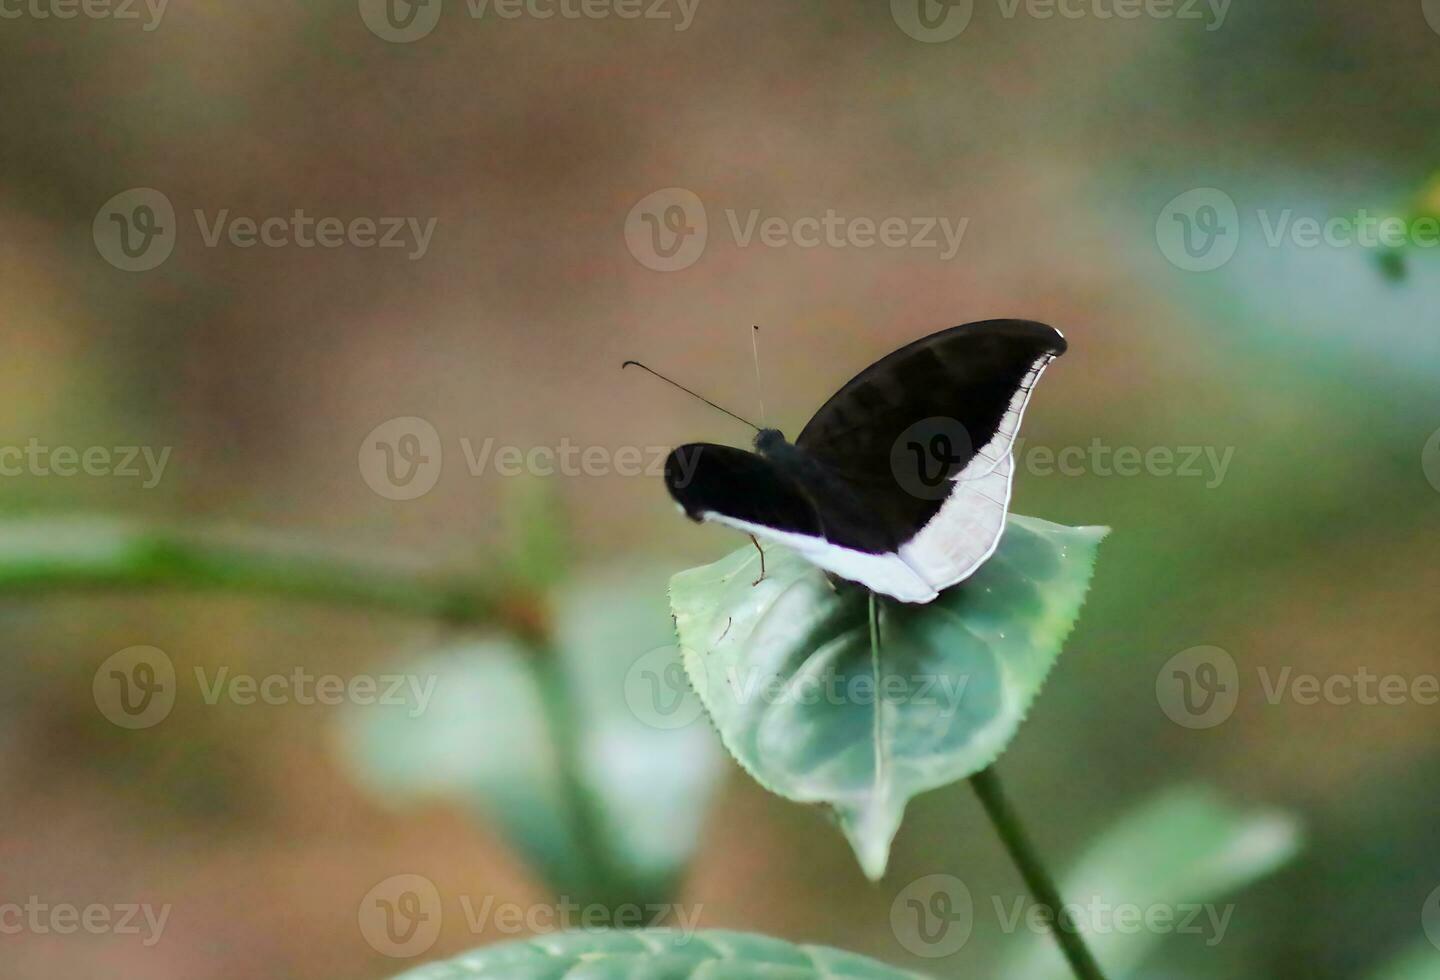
(895, 349), (1056, 591)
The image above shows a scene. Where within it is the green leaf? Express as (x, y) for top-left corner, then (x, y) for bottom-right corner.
(1367, 941), (1440, 980)
(337, 639), (590, 894)
(670, 515), (1107, 880)
(552, 567), (725, 899)
(996, 786), (1303, 979)
(390, 929), (927, 979)
(338, 567), (723, 903)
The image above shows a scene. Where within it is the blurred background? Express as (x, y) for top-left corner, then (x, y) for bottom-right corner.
(2, 0), (1439, 977)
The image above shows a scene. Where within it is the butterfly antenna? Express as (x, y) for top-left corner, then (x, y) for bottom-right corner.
(750, 325), (767, 428)
(621, 360), (761, 432)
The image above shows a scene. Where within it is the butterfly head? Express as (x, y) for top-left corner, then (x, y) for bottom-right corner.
(753, 428), (788, 453)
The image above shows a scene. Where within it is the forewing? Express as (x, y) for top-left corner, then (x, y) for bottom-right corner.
(795, 319), (1066, 485)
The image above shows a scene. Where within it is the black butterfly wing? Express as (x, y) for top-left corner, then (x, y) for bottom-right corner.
(663, 442), (942, 601)
(664, 443), (821, 537)
(795, 319), (1066, 482)
(792, 319), (1066, 591)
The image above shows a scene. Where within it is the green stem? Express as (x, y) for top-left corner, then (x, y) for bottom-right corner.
(0, 516), (661, 905)
(531, 645), (659, 909)
(531, 650), (605, 895)
(970, 765), (1107, 980)
(0, 517), (523, 630)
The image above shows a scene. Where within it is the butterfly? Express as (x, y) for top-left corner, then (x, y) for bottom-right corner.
(656, 319), (1066, 603)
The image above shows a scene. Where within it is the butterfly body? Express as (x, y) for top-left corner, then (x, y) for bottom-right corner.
(663, 319), (1066, 603)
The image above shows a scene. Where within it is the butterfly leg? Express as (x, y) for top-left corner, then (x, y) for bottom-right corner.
(749, 535), (766, 586)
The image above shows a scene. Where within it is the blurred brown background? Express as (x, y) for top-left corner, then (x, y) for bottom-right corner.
(2, 1), (1440, 977)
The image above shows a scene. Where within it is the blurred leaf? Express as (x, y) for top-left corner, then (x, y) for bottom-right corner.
(552, 568), (725, 900)
(337, 639), (587, 893)
(1368, 941), (1440, 980)
(997, 786), (1304, 979)
(1376, 248), (1407, 283)
(670, 515), (1106, 880)
(1410, 171), (1440, 221)
(390, 929), (926, 979)
(337, 566), (722, 903)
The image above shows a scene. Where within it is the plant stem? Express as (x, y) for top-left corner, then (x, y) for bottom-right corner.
(0, 517), (550, 638)
(0, 516), (660, 905)
(970, 765), (1107, 980)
